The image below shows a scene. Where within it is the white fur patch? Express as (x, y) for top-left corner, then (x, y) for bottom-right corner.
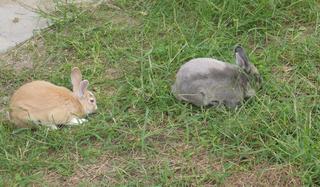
(68, 118), (88, 125)
(48, 125), (58, 130)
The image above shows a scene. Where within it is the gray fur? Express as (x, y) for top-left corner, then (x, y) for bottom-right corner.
(172, 46), (261, 108)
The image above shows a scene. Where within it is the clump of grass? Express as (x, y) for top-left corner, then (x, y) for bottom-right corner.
(0, 0), (319, 185)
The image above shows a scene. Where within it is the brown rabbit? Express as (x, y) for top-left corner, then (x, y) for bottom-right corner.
(9, 67), (97, 129)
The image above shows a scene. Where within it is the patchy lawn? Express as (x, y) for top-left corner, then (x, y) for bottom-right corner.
(0, 0), (319, 186)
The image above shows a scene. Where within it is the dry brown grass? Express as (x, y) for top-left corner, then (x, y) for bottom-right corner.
(224, 164), (301, 187)
(40, 139), (301, 186)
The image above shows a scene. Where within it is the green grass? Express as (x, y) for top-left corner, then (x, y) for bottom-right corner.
(0, 0), (320, 185)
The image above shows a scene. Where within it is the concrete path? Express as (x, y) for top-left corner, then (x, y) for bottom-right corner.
(0, 0), (51, 53)
(0, 0), (101, 54)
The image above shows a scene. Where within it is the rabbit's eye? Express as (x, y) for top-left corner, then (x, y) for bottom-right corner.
(90, 98), (95, 103)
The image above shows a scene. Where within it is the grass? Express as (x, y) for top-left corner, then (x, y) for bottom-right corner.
(0, 0), (319, 185)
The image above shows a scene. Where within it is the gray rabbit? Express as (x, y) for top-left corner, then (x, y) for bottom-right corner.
(172, 45), (262, 108)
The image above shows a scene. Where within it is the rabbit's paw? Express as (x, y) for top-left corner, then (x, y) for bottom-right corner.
(68, 118), (88, 125)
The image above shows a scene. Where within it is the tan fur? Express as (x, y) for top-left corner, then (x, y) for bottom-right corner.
(9, 67), (97, 129)
(9, 81), (86, 128)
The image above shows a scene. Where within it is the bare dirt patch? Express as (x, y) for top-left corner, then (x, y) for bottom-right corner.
(0, 37), (46, 71)
(224, 164), (301, 186)
(42, 143), (226, 186)
(42, 152), (145, 186)
(40, 139), (301, 186)
(105, 67), (122, 80)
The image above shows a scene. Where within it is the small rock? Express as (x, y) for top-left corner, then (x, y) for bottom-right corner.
(12, 17), (19, 23)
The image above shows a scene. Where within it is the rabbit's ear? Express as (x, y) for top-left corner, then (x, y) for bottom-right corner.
(235, 46), (251, 73)
(78, 80), (89, 97)
(71, 67), (82, 93)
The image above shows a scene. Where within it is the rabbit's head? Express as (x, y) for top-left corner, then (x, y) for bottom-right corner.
(234, 45), (262, 98)
(71, 67), (97, 115)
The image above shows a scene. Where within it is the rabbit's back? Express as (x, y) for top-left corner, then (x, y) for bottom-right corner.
(10, 81), (84, 127)
(179, 58), (232, 74)
(172, 58), (245, 107)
